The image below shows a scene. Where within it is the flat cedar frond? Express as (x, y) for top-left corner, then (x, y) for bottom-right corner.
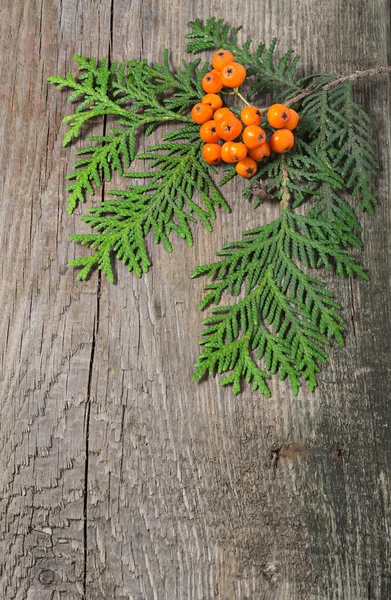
(192, 209), (367, 396)
(49, 53), (206, 213)
(300, 89), (344, 152)
(328, 81), (378, 214)
(69, 126), (229, 282)
(300, 82), (378, 214)
(308, 184), (363, 249)
(185, 18), (301, 99)
(64, 128), (135, 214)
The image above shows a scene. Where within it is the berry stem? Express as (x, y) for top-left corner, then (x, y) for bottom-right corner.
(233, 88), (251, 106)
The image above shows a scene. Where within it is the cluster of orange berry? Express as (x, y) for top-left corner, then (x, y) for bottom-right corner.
(190, 49), (300, 178)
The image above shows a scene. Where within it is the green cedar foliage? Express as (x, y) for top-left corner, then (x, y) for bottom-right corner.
(192, 204), (367, 397)
(69, 125), (228, 282)
(48, 52), (208, 214)
(48, 18), (380, 396)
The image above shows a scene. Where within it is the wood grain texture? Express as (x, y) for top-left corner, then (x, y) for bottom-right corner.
(0, 0), (390, 598)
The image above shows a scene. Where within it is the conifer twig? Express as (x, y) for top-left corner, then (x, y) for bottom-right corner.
(286, 65), (391, 106)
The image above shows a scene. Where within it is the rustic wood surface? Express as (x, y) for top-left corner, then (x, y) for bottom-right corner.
(0, 1), (390, 598)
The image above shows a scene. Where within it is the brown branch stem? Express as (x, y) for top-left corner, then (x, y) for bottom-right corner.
(285, 65), (391, 107)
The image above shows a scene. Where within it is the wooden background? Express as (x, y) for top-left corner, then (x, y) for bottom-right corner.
(1, 1), (390, 598)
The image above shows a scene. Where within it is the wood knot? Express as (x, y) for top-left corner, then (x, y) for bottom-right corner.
(38, 569), (54, 585)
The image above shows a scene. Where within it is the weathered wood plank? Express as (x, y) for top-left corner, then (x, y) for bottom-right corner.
(0, 0), (390, 598)
(0, 1), (112, 598)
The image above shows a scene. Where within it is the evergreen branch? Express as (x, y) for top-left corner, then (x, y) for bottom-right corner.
(69, 126), (229, 282)
(328, 81), (378, 214)
(308, 184), (363, 249)
(49, 54), (200, 213)
(192, 208), (367, 396)
(65, 127), (135, 214)
(48, 56), (132, 145)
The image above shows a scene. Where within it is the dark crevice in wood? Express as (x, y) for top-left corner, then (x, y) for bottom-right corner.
(140, 0), (144, 59)
(349, 278), (357, 339)
(109, 0), (114, 55)
(270, 444), (281, 478)
(83, 315), (95, 598)
(83, 6), (114, 595)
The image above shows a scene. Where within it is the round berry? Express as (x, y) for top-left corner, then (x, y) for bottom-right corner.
(202, 143), (222, 165)
(267, 104), (290, 128)
(248, 142), (271, 161)
(212, 49), (235, 71)
(199, 120), (221, 143)
(191, 102), (214, 125)
(229, 142), (248, 162)
(240, 106), (262, 126)
(285, 108), (300, 131)
(269, 129), (295, 153)
(202, 71), (223, 94)
(220, 62), (246, 88)
(242, 125), (267, 149)
(221, 141), (237, 163)
(215, 114), (243, 141)
(236, 157), (257, 178)
(213, 107), (233, 122)
(201, 93), (223, 111)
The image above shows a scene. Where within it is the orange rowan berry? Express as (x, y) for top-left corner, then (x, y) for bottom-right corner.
(220, 62), (246, 88)
(236, 157), (257, 178)
(285, 108), (300, 131)
(191, 102), (214, 125)
(242, 125), (267, 149)
(213, 107), (233, 122)
(199, 120), (221, 143)
(202, 143), (222, 165)
(212, 49), (235, 71)
(248, 142), (271, 161)
(229, 142), (248, 162)
(221, 141), (237, 163)
(201, 93), (223, 111)
(216, 114), (243, 141)
(202, 71), (223, 93)
(240, 106), (262, 126)
(269, 129), (295, 153)
(267, 104), (290, 128)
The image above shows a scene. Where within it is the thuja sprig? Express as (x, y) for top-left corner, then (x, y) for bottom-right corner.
(192, 199), (367, 396)
(48, 53), (207, 214)
(69, 124), (229, 282)
(49, 18), (390, 397)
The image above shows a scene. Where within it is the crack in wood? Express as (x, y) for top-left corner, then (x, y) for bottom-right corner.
(83, 316), (95, 598)
(83, 4), (114, 594)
